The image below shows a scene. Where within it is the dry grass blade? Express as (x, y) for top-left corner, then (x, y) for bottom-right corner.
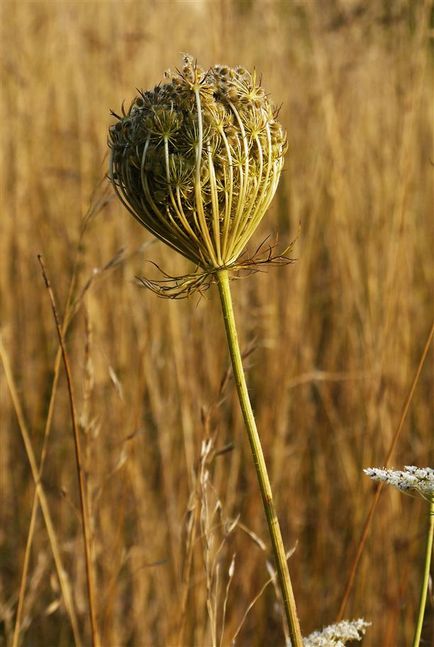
(219, 553), (236, 647)
(231, 573), (274, 644)
(11, 182), (112, 646)
(37, 256), (100, 647)
(0, 334), (82, 647)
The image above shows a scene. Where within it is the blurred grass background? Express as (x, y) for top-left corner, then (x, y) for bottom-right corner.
(0, 1), (433, 646)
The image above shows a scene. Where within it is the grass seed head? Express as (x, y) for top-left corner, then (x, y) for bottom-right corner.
(108, 54), (287, 270)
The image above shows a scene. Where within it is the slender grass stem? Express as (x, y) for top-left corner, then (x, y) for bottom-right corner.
(0, 335), (83, 647)
(412, 500), (434, 647)
(38, 255), (100, 647)
(13, 239), (84, 647)
(12, 346), (63, 647)
(216, 269), (303, 647)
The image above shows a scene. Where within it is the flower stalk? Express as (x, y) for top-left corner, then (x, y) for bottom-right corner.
(108, 55), (301, 641)
(216, 268), (302, 646)
(364, 467), (434, 647)
(412, 499), (434, 647)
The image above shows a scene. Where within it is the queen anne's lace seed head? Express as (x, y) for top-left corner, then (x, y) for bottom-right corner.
(108, 54), (287, 270)
(286, 619), (370, 647)
(364, 466), (434, 503)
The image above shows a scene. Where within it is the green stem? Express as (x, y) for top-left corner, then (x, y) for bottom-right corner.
(216, 269), (303, 647)
(412, 500), (434, 647)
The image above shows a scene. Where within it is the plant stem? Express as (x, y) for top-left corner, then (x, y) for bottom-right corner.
(412, 500), (434, 647)
(0, 335), (82, 647)
(38, 256), (100, 647)
(216, 269), (303, 647)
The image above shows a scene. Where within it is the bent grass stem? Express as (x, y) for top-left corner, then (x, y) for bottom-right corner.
(38, 256), (100, 647)
(0, 335), (82, 647)
(216, 269), (303, 647)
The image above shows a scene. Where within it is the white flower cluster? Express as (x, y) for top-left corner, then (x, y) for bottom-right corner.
(287, 619), (370, 647)
(364, 466), (434, 502)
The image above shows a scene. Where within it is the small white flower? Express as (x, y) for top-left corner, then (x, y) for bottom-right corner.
(364, 466), (434, 503)
(287, 618), (370, 646)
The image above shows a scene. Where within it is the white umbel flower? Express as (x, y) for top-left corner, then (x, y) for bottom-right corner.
(364, 466), (434, 502)
(287, 618), (370, 646)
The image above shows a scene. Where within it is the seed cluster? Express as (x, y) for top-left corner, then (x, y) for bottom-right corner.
(108, 54), (287, 269)
(364, 466), (434, 502)
(299, 619), (371, 647)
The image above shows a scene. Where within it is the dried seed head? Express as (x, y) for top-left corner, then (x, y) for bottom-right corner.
(108, 55), (287, 269)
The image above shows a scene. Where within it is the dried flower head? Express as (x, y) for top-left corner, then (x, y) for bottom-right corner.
(108, 54), (287, 271)
(364, 466), (434, 503)
(287, 619), (370, 647)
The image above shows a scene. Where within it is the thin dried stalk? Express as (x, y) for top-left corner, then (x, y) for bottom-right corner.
(37, 256), (100, 647)
(0, 335), (82, 646)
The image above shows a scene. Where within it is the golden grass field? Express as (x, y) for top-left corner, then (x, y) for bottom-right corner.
(0, 1), (433, 645)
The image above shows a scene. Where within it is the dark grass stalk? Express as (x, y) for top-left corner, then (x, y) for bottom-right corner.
(38, 255), (100, 647)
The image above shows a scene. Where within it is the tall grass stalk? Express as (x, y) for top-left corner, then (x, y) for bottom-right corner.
(38, 256), (100, 647)
(0, 335), (82, 646)
(217, 268), (302, 646)
(11, 209), (96, 647)
(12, 344), (63, 647)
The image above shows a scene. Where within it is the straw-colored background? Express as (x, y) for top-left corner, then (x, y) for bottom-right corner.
(0, 1), (433, 645)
